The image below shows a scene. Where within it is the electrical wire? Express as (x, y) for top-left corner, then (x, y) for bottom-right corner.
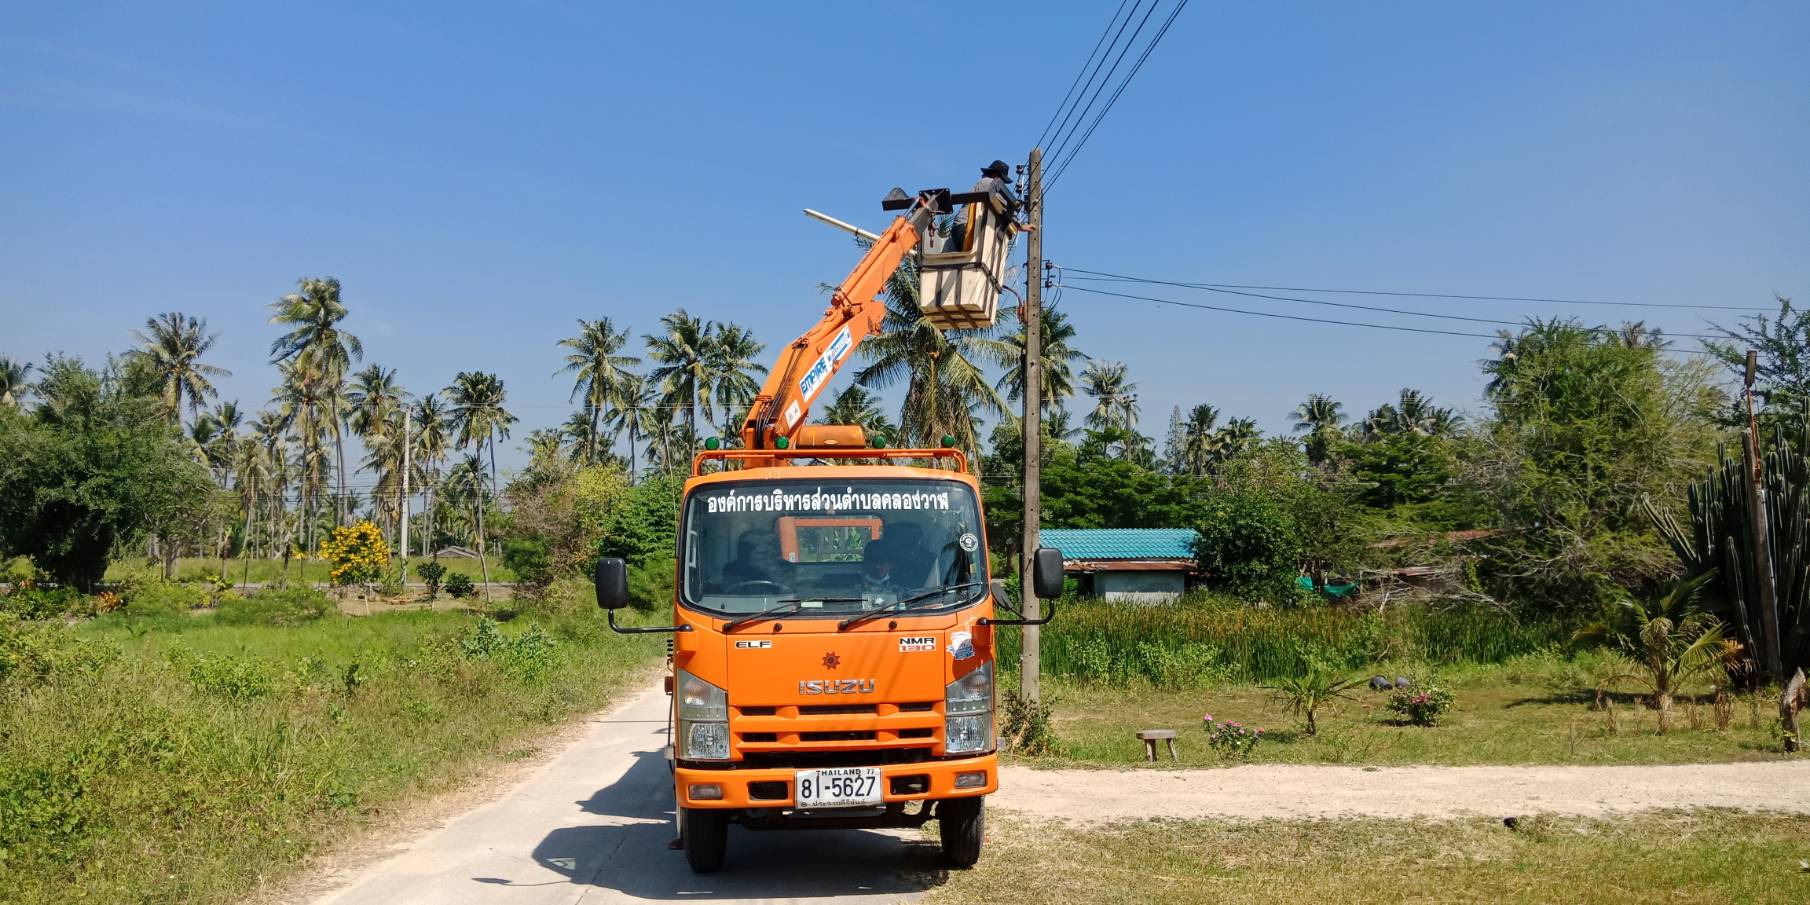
(1039, 0), (1149, 166)
(1058, 272), (1726, 341)
(1045, 0), (1190, 191)
(1034, 0), (1137, 152)
(1059, 266), (1769, 312)
(1044, 0), (1165, 175)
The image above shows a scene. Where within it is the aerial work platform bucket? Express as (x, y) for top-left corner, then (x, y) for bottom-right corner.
(917, 192), (1018, 330)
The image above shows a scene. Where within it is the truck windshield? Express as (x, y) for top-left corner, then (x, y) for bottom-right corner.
(679, 478), (987, 617)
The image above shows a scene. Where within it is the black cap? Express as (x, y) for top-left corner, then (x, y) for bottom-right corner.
(983, 159), (1013, 182)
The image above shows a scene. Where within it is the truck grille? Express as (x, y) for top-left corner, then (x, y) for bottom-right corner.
(730, 701), (943, 759)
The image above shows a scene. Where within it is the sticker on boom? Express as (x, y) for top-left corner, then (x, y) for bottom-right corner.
(898, 636), (936, 652)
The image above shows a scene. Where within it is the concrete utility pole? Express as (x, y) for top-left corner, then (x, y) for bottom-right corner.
(400, 409), (412, 582)
(1020, 147), (1045, 705)
(1743, 350), (1783, 682)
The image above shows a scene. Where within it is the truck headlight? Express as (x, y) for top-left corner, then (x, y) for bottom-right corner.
(676, 668), (729, 760)
(944, 661), (994, 754)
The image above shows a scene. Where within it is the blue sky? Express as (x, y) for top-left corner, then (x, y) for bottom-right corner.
(4, 1), (1807, 476)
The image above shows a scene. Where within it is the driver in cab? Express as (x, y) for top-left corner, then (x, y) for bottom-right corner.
(859, 539), (906, 600)
(720, 528), (794, 589)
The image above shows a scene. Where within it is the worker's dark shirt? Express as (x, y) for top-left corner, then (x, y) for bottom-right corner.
(953, 176), (1020, 230)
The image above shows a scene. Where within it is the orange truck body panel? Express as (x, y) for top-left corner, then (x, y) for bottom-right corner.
(668, 460), (998, 810)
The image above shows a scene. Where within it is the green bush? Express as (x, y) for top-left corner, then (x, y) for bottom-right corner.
(443, 572), (476, 599)
(415, 561), (446, 600)
(458, 617), (561, 681)
(1386, 680), (1456, 726)
(165, 647), (277, 701)
(215, 587), (333, 626)
(1, 585), (86, 620)
(124, 581), (207, 618)
(0, 616), (114, 687)
(501, 537), (553, 591)
(1192, 493), (1304, 604)
(626, 552), (675, 611)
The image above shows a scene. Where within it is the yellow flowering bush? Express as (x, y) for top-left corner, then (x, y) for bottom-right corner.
(318, 521), (391, 586)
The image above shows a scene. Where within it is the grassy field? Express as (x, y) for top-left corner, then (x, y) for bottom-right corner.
(1018, 654), (1790, 767)
(928, 811), (1810, 905)
(103, 555), (517, 585)
(0, 583), (655, 905)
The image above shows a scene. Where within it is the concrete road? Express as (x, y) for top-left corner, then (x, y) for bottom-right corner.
(310, 685), (938, 905)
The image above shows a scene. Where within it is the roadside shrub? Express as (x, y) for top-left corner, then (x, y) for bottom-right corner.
(999, 689), (1058, 756)
(1386, 681), (1455, 726)
(501, 536), (554, 592)
(458, 617), (560, 680)
(415, 561), (446, 600)
(0, 616), (114, 686)
(626, 551), (675, 611)
(123, 580), (207, 618)
(1201, 713), (1264, 758)
(167, 648), (278, 701)
(1265, 665), (1364, 735)
(216, 587), (333, 626)
(0, 754), (100, 869)
(444, 572), (476, 599)
(1, 585), (86, 620)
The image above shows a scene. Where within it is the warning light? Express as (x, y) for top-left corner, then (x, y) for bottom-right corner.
(703, 437), (721, 450)
(940, 434), (957, 448)
(872, 436), (888, 449)
(775, 437), (790, 449)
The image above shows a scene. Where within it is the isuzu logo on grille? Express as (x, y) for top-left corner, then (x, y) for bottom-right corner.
(799, 678), (877, 695)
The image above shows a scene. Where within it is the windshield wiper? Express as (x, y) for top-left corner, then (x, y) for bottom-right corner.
(838, 581), (986, 630)
(723, 597), (864, 631)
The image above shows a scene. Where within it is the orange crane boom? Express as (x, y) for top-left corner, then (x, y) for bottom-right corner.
(738, 193), (939, 450)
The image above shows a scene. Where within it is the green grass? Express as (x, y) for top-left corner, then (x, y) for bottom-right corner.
(1018, 653), (1791, 767)
(929, 811), (1810, 905)
(0, 584), (655, 905)
(103, 555), (517, 585)
(996, 598), (1570, 686)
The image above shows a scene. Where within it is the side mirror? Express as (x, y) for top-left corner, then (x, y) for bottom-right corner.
(1031, 547), (1065, 600)
(594, 557), (629, 610)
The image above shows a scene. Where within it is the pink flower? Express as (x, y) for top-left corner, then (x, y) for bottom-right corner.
(1203, 713), (1213, 723)
(1255, 728), (1265, 735)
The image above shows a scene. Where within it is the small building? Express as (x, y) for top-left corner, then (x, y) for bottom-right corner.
(1039, 528), (1198, 603)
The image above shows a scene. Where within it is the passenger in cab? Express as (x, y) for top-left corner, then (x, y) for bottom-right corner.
(860, 539), (905, 596)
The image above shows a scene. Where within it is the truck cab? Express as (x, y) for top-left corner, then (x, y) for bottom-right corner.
(595, 443), (1063, 872)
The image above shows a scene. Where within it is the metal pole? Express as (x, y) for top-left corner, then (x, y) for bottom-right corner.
(400, 409), (411, 582)
(1744, 350), (1783, 682)
(1020, 148), (1045, 705)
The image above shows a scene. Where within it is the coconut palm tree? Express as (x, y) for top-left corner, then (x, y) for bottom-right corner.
(271, 360), (333, 556)
(251, 409), (289, 559)
(1214, 417), (1261, 462)
(269, 277), (362, 524)
(821, 385), (895, 438)
(706, 322), (767, 436)
(346, 364), (408, 444)
(1081, 361), (1139, 432)
(855, 254), (1013, 452)
(0, 356), (34, 409)
(556, 317), (640, 464)
(605, 372), (654, 483)
(129, 312), (231, 424)
(1291, 394), (1346, 466)
(412, 392), (450, 558)
(445, 371), (515, 599)
(1181, 403), (1220, 477)
(1364, 388), (1459, 438)
(997, 303), (1087, 416)
(645, 310), (712, 435)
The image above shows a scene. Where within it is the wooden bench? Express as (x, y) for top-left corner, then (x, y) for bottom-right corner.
(1137, 729), (1178, 762)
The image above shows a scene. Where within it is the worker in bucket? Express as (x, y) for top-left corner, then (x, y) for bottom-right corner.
(949, 159), (1021, 250)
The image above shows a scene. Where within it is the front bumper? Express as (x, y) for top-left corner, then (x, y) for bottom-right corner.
(675, 753), (998, 808)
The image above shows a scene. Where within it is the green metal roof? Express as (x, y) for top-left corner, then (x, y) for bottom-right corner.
(1039, 528), (1198, 561)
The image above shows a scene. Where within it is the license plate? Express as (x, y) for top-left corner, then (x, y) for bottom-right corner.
(795, 767), (881, 809)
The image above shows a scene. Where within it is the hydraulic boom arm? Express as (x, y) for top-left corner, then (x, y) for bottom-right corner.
(739, 193), (940, 450)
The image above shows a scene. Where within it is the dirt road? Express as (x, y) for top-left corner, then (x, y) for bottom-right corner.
(996, 760), (1810, 824)
(301, 686), (938, 905)
(294, 683), (1809, 904)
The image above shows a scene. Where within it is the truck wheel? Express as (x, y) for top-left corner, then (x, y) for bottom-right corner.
(937, 797), (984, 867)
(680, 806), (729, 873)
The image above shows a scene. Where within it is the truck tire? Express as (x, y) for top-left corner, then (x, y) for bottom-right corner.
(937, 797), (984, 867)
(680, 806), (730, 873)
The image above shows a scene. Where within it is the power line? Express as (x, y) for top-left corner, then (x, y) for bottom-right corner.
(1046, 0), (1190, 191)
(1059, 270), (1726, 340)
(1059, 282), (1719, 358)
(1060, 266), (1769, 312)
(1044, 0), (1164, 174)
(1034, 0), (1136, 152)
